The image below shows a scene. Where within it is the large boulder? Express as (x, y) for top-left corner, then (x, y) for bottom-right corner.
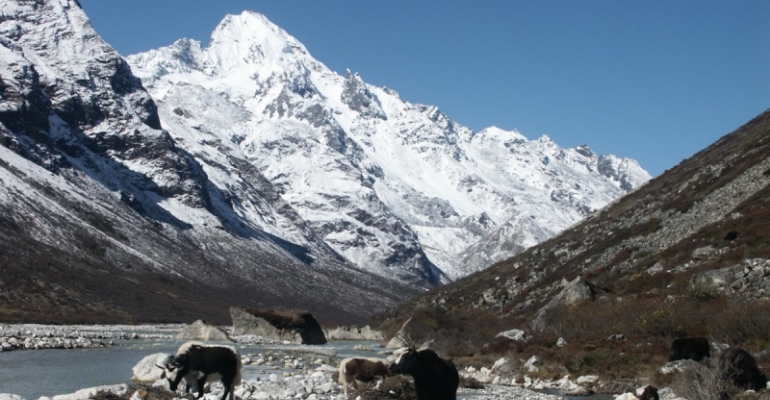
(385, 317), (414, 349)
(562, 277), (595, 305)
(175, 319), (231, 341)
(490, 357), (518, 377)
(230, 307), (327, 345)
(690, 259), (770, 296)
(132, 353), (174, 382)
(531, 277), (594, 330)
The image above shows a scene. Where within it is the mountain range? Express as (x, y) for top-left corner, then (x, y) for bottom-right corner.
(0, 1), (649, 324)
(125, 10), (650, 281)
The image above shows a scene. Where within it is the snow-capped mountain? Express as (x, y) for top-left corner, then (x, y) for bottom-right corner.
(0, 0), (422, 324)
(127, 11), (651, 281)
(0, 1), (649, 324)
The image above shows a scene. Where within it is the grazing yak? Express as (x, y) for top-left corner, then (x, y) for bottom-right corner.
(389, 347), (459, 400)
(719, 348), (767, 392)
(158, 341), (242, 400)
(668, 337), (711, 362)
(338, 357), (392, 397)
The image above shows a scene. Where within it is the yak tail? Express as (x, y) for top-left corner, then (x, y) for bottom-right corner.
(234, 353), (243, 386)
(233, 369), (242, 386)
(338, 358), (351, 385)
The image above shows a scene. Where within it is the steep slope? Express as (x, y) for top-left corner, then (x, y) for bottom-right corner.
(0, 0), (418, 325)
(372, 109), (770, 344)
(127, 11), (650, 282)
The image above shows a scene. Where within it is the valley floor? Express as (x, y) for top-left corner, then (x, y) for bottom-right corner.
(0, 324), (593, 400)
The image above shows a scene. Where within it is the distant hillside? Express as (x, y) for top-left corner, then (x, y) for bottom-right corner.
(372, 110), (770, 374)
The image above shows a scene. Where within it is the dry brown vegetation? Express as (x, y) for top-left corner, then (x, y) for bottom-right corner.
(374, 294), (770, 394)
(370, 110), (770, 393)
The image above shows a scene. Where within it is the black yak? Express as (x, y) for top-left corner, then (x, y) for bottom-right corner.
(389, 347), (459, 400)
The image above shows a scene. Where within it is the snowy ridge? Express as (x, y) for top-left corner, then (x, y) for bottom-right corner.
(127, 11), (651, 281)
(0, 0), (425, 324)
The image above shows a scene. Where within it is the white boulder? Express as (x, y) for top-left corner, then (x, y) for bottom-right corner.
(577, 375), (599, 384)
(132, 353), (174, 382)
(524, 355), (541, 372)
(496, 329), (528, 342)
(175, 320), (230, 342)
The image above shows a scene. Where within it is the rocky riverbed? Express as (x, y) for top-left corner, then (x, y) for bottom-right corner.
(92, 348), (574, 400)
(0, 324), (180, 352)
(0, 324), (680, 400)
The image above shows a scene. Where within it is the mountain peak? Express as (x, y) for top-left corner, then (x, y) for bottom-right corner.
(212, 11), (280, 43)
(128, 11), (322, 97)
(207, 11), (309, 71)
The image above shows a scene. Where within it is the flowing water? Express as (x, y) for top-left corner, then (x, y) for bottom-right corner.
(0, 342), (175, 398)
(0, 337), (375, 399)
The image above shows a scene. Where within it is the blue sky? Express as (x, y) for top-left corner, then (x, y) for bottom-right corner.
(77, 1), (770, 177)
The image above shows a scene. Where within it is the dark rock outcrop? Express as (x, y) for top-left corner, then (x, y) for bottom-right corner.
(230, 307), (327, 345)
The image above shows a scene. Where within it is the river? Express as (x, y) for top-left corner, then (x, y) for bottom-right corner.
(0, 327), (615, 400)
(0, 336), (376, 399)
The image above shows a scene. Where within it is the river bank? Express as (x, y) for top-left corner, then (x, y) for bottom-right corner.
(0, 324), (658, 400)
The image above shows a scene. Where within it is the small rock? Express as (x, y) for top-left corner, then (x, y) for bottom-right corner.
(577, 375), (599, 384)
(496, 329), (528, 342)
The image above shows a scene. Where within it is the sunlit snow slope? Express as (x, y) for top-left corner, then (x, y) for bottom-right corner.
(128, 11), (651, 281)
